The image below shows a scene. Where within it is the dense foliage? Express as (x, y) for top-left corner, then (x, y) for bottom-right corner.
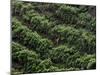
(11, 0), (96, 74)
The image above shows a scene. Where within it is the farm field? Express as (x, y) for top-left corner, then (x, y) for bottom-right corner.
(11, 0), (96, 74)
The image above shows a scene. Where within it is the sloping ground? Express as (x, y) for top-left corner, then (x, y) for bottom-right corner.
(11, 0), (96, 74)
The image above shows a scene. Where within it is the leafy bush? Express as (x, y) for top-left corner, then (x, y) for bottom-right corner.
(55, 5), (79, 24)
(50, 45), (77, 64)
(30, 15), (52, 33)
(12, 42), (42, 73)
(75, 54), (96, 69)
(12, 0), (33, 16)
(12, 18), (53, 59)
(87, 58), (96, 69)
(77, 12), (96, 33)
(36, 59), (53, 72)
(50, 25), (96, 53)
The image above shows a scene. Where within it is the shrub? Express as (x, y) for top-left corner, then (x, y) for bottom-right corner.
(75, 54), (96, 69)
(50, 45), (77, 64)
(50, 25), (96, 54)
(87, 58), (96, 69)
(55, 5), (79, 24)
(36, 59), (53, 72)
(12, 18), (53, 59)
(30, 15), (53, 33)
(77, 12), (96, 33)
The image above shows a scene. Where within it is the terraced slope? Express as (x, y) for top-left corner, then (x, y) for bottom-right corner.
(11, 0), (96, 74)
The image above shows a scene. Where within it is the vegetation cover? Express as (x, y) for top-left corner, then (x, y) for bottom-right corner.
(11, 0), (96, 74)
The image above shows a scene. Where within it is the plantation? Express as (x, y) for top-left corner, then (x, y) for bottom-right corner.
(11, 0), (96, 74)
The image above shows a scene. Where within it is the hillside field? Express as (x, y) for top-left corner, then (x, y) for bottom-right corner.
(11, 0), (96, 74)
